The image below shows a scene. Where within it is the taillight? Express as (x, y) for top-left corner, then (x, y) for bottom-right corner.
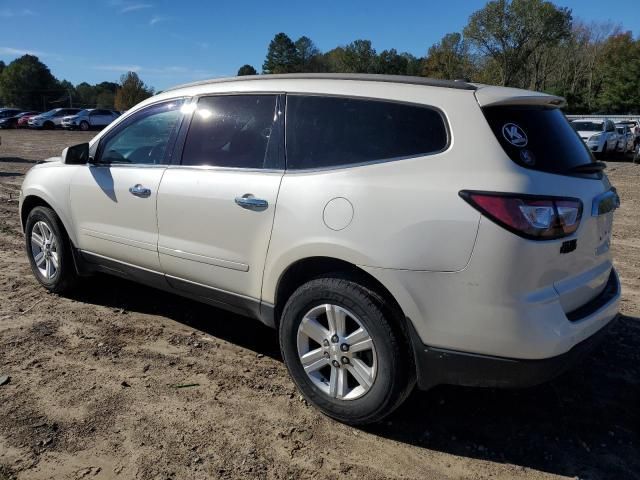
(459, 191), (582, 240)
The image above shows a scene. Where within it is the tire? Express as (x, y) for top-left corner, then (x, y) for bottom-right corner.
(279, 276), (415, 425)
(79, 121), (89, 131)
(43, 121), (55, 130)
(25, 206), (78, 294)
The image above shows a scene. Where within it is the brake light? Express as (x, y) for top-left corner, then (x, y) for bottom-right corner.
(459, 191), (582, 240)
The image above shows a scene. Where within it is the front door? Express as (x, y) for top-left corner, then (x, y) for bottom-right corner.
(69, 100), (185, 271)
(157, 94), (284, 307)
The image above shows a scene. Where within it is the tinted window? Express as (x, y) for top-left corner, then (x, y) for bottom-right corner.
(181, 95), (278, 169)
(483, 106), (594, 174)
(571, 121), (602, 132)
(99, 101), (183, 165)
(286, 95), (448, 170)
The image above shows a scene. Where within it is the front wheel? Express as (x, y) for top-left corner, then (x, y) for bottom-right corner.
(279, 277), (415, 425)
(79, 121), (90, 131)
(25, 206), (78, 294)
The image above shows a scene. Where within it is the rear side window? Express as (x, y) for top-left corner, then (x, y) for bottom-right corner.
(181, 95), (278, 169)
(483, 106), (594, 174)
(286, 95), (448, 170)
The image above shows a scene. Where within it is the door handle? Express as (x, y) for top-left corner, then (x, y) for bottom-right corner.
(129, 184), (151, 198)
(235, 194), (268, 211)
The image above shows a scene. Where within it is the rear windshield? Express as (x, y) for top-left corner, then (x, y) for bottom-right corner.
(483, 106), (594, 174)
(571, 121), (603, 132)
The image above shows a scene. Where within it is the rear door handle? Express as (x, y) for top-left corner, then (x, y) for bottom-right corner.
(129, 184), (151, 198)
(235, 194), (268, 211)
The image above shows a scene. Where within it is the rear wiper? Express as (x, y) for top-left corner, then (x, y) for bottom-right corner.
(568, 161), (607, 173)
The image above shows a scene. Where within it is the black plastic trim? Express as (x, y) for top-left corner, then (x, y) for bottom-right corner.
(566, 270), (619, 322)
(406, 314), (619, 390)
(77, 251), (276, 327)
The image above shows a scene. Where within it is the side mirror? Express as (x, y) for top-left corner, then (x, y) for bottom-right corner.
(62, 142), (90, 165)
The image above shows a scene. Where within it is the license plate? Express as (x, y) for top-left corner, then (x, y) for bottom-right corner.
(595, 212), (613, 256)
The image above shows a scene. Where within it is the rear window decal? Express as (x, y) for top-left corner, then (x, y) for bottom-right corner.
(502, 123), (528, 147)
(519, 149), (536, 166)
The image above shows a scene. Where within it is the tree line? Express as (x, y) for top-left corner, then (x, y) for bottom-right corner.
(0, 55), (154, 112)
(240, 0), (640, 114)
(1, 0), (638, 114)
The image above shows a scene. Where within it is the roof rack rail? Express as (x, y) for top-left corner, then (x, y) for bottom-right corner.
(164, 73), (478, 92)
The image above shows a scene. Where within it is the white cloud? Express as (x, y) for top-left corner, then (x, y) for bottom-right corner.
(121, 3), (152, 13)
(0, 46), (45, 57)
(149, 15), (169, 26)
(94, 64), (142, 72)
(0, 8), (36, 17)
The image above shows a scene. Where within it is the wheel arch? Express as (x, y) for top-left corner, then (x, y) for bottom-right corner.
(20, 194), (77, 246)
(272, 256), (409, 336)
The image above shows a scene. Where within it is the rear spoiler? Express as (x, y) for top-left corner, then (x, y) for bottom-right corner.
(474, 85), (566, 109)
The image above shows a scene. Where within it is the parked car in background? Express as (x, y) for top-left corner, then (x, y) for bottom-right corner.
(616, 120), (640, 147)
(17, 112), (41, 128)
(615, 124), (635, 154)
(61, 109), (120, 131)
(571, 118), (619, 158)
(28, 108), (82, 129)
(19, 74), (620, 425)
(0, 108), (23, 120)
(0, 111), (40, 129)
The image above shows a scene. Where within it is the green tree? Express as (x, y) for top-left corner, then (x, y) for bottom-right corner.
(422, 33), (474, 80)
(597, 32), (640, 113)
(463, 0), (572, 87)
(237, 64), (258, 76)
(294, 36), (323, 72)
(375, 49), (409, 75)
(0, 55), (59, 110)
(263, 33), (297, 74)
(342, 39), (377, 73)
(114, 72), (153, 111)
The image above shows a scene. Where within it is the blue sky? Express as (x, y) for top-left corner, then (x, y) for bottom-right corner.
(0, 0), (637, 91)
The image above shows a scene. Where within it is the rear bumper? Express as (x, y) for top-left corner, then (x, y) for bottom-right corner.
(409, 313), (619, 389)
(407, 270), (620, 389)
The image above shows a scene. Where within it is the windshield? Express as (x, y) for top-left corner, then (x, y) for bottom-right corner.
(40, 109), (60, 118)
(74, 110), (90, 116)
(616, 127), (625, 134)
(483, 106), (595, 174)
(571, 121), (603, 132)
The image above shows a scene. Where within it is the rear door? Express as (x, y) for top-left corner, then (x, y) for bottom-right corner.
(156, 94), (284, 311)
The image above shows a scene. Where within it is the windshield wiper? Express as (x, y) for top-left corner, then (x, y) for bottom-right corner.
(568, 161), (607, 173)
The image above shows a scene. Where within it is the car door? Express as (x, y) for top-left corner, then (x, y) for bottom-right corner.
(69, 100), (186, 272)
(156, 94), (284, 312)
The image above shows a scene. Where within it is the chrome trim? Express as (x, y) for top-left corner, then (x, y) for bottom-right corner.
(129, 184), (152, 197)
(158, 246), (249, 272)
(235, 195), (268, 211)
(592, 188), (620, 217)
(166, 164), (284, 174)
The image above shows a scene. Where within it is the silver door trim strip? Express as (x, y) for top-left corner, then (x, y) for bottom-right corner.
(82, 229), (157, 252)
(158, 245), (249, 272)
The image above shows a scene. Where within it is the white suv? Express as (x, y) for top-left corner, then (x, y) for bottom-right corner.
(19, 74), (621, 424)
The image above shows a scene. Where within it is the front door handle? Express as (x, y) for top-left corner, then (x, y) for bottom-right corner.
(129, 184), (151, 198)
(235, 194), (268, 211)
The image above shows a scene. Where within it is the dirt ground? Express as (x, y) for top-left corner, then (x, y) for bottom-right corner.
(0, 130), (638, 480)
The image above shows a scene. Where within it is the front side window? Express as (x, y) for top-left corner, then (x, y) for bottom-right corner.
(99, 100), (183, 165)
(181, 95), (278, 169)
(285, 95), (448, 170)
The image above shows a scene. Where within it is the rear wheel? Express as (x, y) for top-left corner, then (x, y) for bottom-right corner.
(25, 206), (78, 294)
(279, 276), (414, 425)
